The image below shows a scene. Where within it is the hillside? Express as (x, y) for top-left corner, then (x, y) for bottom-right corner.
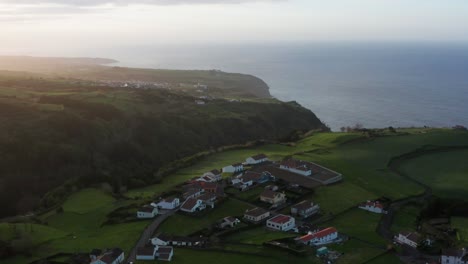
(0, 71), (326, 218)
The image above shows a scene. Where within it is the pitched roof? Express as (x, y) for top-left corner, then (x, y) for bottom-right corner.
(138, 207), (156, 213)
(251, 154), (267, 160)
(157, 246), (174, 254)
(360, 201), (384, 209)
(245, 207), (269, 217)
(198, 193), (217, 202)
(181, 198), (200, 211)
(292, 200), (315, 211)
(158, 253), (172, 261)
(261, 189), (281, 199)
(136, 247), (155, 256)
(224, 216), (238, 223)
(183, 188), (202, 198)
(241, 171), (262, 182)
(210, 169), (221, 175)
(98, 248), (123, 264)
(442, 249), (466, 257)
(268, 215), (294, 224)
(297, 227), (338, 242)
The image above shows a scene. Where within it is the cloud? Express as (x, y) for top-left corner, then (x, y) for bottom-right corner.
(0, 0), (283, 6)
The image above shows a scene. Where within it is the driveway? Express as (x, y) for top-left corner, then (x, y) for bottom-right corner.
(126, 209), (178, 263)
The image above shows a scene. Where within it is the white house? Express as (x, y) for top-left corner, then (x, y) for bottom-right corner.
(219, 216), (241, 229)
(291, 200), (320, 218)
(90, 248), (124, 264)
(202, 169), (222, 182)
(151, 234), (208, 248)
(180, 198), (206, 213)
(441, 249), (468, 264)
(137, 207), (158, 219)
(245, 154), (268, 165)
(266, 215), (296, 231)
(296, 227), (339, 246)
(279, 159), (312, 176)
(358, 201), (385, 214)
(182, 188), (204, 199)
(153, 198), (180, 210)
(396, 232), (421, 248)
(244, 207), (271, 223)
(222, 163), (244, 173)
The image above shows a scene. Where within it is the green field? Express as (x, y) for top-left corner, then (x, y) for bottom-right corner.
(391, 203), (421, 233)
(3, 129), (468, 264)
(399, 149), (468, 200)
(452, 217), (468, 246)
(2, 188), (150, 264)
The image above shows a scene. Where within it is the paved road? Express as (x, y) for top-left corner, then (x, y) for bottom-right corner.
(126, 209), (178, 263)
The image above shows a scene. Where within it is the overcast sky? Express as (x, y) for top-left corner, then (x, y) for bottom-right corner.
(1, 0), (468, 55)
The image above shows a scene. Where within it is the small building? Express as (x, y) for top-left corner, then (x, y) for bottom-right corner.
(316, 247), (329, 257)
(296, 227), (339, 246)
(245, 154), (268, 165)
(202, 169), (222, 182)
(218, 216), (241, 229)
(396, 231), (421, 248)
(180, 198), (206, 213)
(266, 214), (295, 231)
(358, 201), (385, 214)
(153, 198), (180, 210)
(222, 163), (244, 173)
(198, 193), (217, 209)
(260, 189), (286, 205)
(441, 248), (468, 264)
(136, 246), (157, 261)
(244, 207), (271, 223)
(291, 200), (320, 218)
(157, 246), (175, 262)
(90, 248), (124, 264)
(137, 207), (158, 219)
(182, 187), (204, 199)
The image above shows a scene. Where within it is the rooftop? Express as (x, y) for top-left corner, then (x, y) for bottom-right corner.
(268, 214), (294, 224)
(245, 207), (269, 217)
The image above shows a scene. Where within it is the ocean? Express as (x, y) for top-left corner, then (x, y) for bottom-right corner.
(90, 43), (468, 131)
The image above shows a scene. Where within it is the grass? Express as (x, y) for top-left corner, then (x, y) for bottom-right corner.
(62, 188), (116, 214)
(366, 253), (403, 264)
(452, 217), (468, 246)
(321, 208), (386, 245)
(2, 188), (150, 264)
(399, 149), (468, 200)
(391, 203), (421, 233)
(0, 223), (68, 245)
(158, 198), (253, 236)
(225, 226), (296, 245)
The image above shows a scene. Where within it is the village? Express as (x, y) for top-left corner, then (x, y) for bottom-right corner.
(85, 153), (467, 264)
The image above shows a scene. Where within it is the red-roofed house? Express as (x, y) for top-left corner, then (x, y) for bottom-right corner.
(266, 214), (296, 231)
(246, 154), (268, 165)
(358, 201), (385, 214)
(296, 227), (338, 246)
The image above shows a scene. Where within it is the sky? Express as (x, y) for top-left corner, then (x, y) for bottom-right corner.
(1, 0), (468, 55)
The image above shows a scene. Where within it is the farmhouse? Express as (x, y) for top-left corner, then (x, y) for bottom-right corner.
(218, 216), (241, 229)
(198, 193), (217, 208)
(257, 166), (321, 189)
(136, 246), (157, 261)
(245, 154), (268, 165)
(358, 201), (385, 214)
(153, 198), (180, 210)
(260, 189), (286, 205)
(244, 207), (271, 223)
(296, 227), (339, 246)
(180, 198), (206, 213)
(151, 234), (208, 247)
(201, 169), (222, 182)
(396, 231), (421, 248)
(222, 163), (244, 173)
(137, 207), (158, 219)
(291, 200), (320, 218)
(441, 248), (468, 264)
(182, 187), (204, 199)
(266, 214), (296, 231)
(90, 248), (124, 264)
